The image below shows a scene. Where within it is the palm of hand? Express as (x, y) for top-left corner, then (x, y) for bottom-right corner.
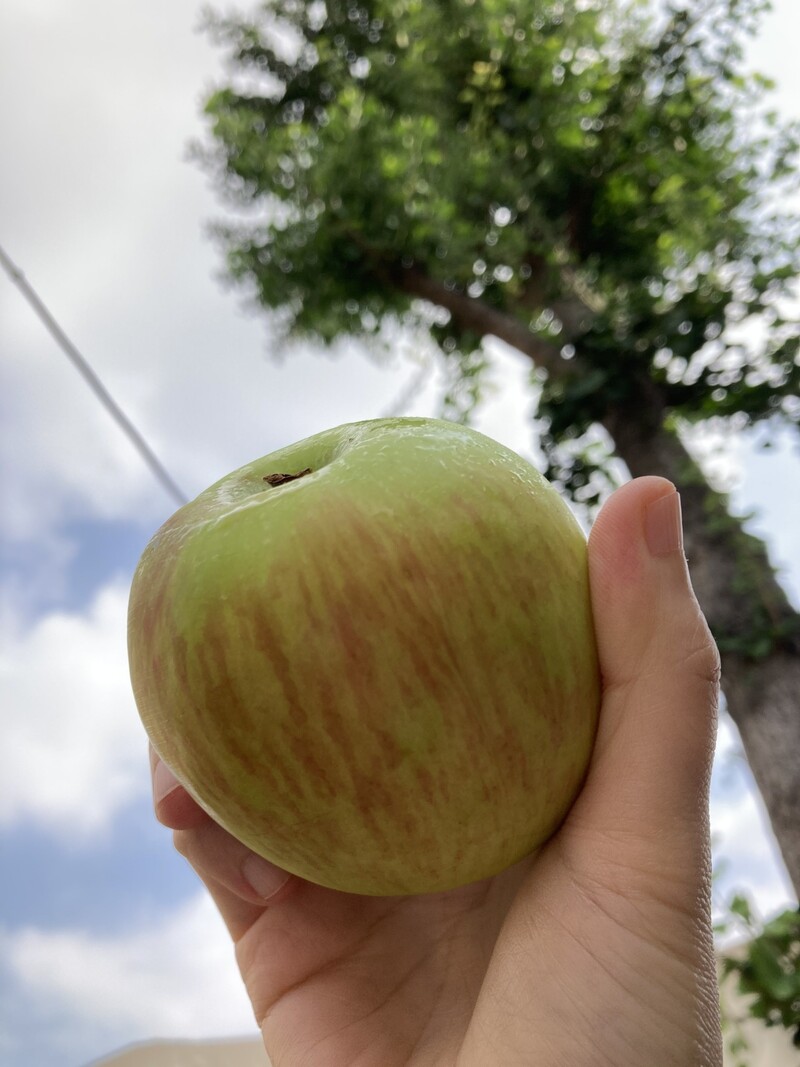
(227, 805), (716, 1067)
(232, 856), (527, 1066)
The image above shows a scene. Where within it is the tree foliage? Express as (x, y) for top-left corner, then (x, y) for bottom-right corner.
(718, 896), (800, 1063)
(199, 0), (800, 502)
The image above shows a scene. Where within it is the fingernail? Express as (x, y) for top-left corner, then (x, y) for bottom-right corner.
(153, 759), (181, 805)
(242, 853), (292, 901)
(644, 490), (684, 558)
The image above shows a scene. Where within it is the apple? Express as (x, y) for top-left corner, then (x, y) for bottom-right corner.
(128, 417), (600, 895)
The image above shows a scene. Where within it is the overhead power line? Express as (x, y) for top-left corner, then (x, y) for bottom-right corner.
(0, 243), (189, 509)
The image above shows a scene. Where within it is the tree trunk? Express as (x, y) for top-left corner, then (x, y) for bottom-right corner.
(604, 400), (800, 897)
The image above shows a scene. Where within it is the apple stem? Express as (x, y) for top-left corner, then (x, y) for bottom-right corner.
(263, 468), (313, 487)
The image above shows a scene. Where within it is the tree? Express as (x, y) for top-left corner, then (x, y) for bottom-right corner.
(197, 0), (800, 891)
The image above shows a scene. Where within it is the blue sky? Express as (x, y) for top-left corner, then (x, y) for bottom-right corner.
(1, 2), (799, 1064)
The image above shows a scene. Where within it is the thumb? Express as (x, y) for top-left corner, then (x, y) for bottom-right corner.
(573, 476), (720, 850)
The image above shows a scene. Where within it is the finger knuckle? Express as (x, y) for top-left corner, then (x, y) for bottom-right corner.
(687, 616), (721, 688)
(172, 829), (191, 859)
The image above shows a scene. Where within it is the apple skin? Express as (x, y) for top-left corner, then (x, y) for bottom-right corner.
(128, 417), (600, 895)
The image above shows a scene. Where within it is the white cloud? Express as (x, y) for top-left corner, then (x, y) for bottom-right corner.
(2, 890), (256, 1039)
(710, 713), (797, 927)
(0, 0), (433, 565)
(712, 788), (795, 920)
(0, 582), (147, 836)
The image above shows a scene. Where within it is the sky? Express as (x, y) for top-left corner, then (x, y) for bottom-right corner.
(1, 2), (799, 1065)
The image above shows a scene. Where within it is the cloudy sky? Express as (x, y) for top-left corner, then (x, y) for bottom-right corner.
(1, 2), (799, 1064)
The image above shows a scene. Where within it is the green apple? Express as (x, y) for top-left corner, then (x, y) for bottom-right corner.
(128, 417), (600, 895)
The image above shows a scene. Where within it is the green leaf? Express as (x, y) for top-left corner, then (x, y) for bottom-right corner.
(729, 894), (754, 924)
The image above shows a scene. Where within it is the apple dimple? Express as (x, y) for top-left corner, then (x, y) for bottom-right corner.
(263, 467), (313, 487)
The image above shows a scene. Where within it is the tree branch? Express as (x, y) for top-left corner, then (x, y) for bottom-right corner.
(395, 265), (572, 380)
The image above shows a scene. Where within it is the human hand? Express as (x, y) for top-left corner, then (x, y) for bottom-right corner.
(151, 475), (723, 1066)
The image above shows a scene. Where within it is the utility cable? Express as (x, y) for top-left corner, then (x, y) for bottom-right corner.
(0, 243), (189, 508)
